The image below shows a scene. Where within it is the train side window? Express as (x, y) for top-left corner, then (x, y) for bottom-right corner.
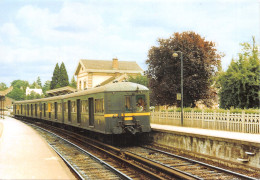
(125, 96), (132, 112)
(54, 102), (57, 119)
(21, 105), (23, 114)
(95, 99), (104, 113)
(68, 100), (71, 122)
(82, 100), (88, 113)
(72, 101), (76, 113)
(27, 104), (29, 115)
(31, 104), (33, 116)
(35, 104), (37, 116)
(136, 95), (146, 112)
(43, 103), (46, 117)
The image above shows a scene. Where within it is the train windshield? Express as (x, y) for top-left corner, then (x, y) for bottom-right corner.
(125, 96), (132, 112)
(136, 95), (146, 112)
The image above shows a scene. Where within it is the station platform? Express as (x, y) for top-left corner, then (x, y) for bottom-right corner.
(151, 124), (260, 145)
(151, 123), (260, 170)
(0, 117), (76, 179)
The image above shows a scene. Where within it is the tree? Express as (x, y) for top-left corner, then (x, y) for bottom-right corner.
(0, 82), (7, 91)
(128, 74), (148, 87)
(42, 80), (51, 95)
(7, 88), (25, 100)
(146, 31), (222, 107)
(7, 80), (29, 100)
(50, 63), (60, 90)
(217, 37), (260, 109)
(59, 62), (69, 87)
(70, 76), (77, 88)
(36, 76), (42, 88)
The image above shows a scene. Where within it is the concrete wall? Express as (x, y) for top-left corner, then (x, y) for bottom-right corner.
(151, 129), (260, 171)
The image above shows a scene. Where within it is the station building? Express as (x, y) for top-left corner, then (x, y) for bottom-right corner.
(74, 58), (143, 90)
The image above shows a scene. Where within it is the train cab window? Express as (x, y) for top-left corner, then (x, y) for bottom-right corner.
(82, 100), (88, 113)
(125, 96), (132, 112)
(95, 99), (104, 113)
(136, 95), (146, 112)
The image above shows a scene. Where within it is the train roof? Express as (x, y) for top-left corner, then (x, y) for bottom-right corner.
(14, 82), (149, 104)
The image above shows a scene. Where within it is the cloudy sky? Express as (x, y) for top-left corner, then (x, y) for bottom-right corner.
(0, 0), (259, 86)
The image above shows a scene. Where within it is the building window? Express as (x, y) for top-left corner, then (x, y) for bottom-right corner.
(84, 81), (86, 89)
(79, 81), (82, 90)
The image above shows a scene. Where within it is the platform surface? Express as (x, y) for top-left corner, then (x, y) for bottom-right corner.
(151, 124), (260, 145)
(0, 117), (76, 179)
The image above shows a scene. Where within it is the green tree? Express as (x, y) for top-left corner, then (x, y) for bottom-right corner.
(70, 76), (77, 88)
(128, 74), (148, 87)
(7, 80), (29, 100)
(217, 37), (260, 109)
(59, 62), (69, 87)
(146, 31), (222, 107)
(36, 76), (42, 88)
(50, 63), (60, 90)
(7, 88), (25, 100)
(42, 80), (51, 96)
(0, 82), (7, 91)
(26, 91), (43, 100)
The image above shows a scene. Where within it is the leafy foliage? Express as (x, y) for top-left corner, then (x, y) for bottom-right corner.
(50, 62), (69, 90)
(6, 80), (29, 100)
(70, 76), (77, 88)
(146, 31), (221, 107)
(42, 80), (51, 95)
(0, 82), (7, 91)
(128, 74), (148, 87)
(50, 63), (60, 90)
(59, 62), (69, 87)
(217, 37), (260, 109)
(26, 91), (43, 100)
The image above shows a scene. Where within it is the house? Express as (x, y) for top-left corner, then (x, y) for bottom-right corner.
(74, 58), (143, 90)
(26, 87), (43, 96)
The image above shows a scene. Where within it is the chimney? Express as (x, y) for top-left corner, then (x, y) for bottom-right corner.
(112, 58), (118, 70)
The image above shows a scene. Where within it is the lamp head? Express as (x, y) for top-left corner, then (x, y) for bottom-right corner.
(172, 52), (178, 57)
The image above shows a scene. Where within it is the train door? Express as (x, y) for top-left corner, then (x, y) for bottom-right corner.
(68, 100), (71, 122)
(88, 98), (94, 126)
(77, 99), (81, 123)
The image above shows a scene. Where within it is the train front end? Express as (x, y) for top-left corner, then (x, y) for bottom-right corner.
(104, 82), (151, 135)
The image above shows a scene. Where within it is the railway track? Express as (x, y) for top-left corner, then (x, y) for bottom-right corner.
(24, 119), (257, 180)
(30, 123), (131, 180)
(122, 146), (257, 180)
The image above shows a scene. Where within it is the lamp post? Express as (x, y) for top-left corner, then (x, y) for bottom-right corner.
(172, 51), (184, 126)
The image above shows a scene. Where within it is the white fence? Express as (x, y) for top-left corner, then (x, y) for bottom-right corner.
(150, 111), (260, 134)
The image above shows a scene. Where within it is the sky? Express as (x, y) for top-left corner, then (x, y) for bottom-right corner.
(0, 0), (259, 86)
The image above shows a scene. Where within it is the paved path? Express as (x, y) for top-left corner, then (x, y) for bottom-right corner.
(0, 117), (76, 179)
(151, 123), (260, 145)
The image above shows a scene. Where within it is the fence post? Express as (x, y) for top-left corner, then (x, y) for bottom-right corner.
(191, 110), (194, 127)
(227, 111), (230, 131)
(213, 110), (216, 130)
(241, 111), (245, 133)
(202, 110), (204, 129)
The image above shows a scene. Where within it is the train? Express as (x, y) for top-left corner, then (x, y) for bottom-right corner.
(13, 82), (151, 135)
